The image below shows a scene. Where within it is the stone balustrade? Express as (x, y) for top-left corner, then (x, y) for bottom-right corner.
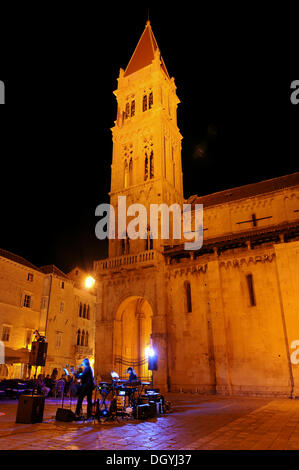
(94, 250), (159, 272)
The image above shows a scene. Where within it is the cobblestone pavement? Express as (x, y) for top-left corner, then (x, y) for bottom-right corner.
(1, 394), (299, 450)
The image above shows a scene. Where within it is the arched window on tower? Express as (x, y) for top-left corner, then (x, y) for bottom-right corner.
(146, 226), (153, 251)
(86, 305), (90, 320)
(125, 102), (130, 119)
(121, 233), (130, 255)
(83, 304), (86, 319)
(85, 331), (89, 347)
(184, 281), (192, 313)
(143, 94), (148, 112)
(150, 151), (154, 179)
(129, 158), (133, 186)
(124, 160), (129, 188)
(79, 303), (82, 317)
(246, 273), (256, 306)
(144, 154), (149, 181)
(131, 100), (135, 117)
(81, 330), (85, 347)
(77, 329), (81, 346)
(149, 91), (153, 109)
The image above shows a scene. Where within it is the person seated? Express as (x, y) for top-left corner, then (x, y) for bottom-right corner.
(126, 367), (139, 384)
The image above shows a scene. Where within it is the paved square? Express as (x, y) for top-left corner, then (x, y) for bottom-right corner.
(1, 394), (299, 450)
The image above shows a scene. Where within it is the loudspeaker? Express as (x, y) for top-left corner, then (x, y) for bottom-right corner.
(16, 395), (45, 423)
(55, 408), (76, 422)
(29, 341), (48, 366)
(148, 355), (158, 371)
(135, 404), (152, 420)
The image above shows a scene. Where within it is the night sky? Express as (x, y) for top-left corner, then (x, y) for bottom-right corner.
(0, 5), (298, 273)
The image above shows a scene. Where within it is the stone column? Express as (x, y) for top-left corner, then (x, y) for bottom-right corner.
(274, 241), (299, 397)
(207, 259), (232, 395)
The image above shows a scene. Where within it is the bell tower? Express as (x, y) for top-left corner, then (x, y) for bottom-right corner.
(109, 21), (184, 257)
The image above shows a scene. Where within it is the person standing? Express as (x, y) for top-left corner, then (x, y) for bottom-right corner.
(74, 358), (95, 419)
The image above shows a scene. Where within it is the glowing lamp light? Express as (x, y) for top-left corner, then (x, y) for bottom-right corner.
(85, 276), (95, 289)
(145, 346), (155, 358)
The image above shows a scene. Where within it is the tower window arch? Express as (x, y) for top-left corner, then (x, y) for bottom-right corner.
(79, 303), (82, 317)
(146, 226), (153, 251)
(184, 281), (192, 313)
(144, 154), (148, 181)
(125, 102), (130, 119)
(121, 232), (130, 255)
(150, 151), (154, 179)
(85, 331), (89, 347)
(129, 158), (133, 186)
(149, 91), (153, 109)
(143, 94), (148, 112)
(81, 330), (85, 346)
(77, 329), (81, 346)
(124, 160), (129, 188)
(246, 273), (256, 306)
(131, 100), (135, 117)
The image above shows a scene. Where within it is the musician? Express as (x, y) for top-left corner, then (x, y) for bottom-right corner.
(126, 367), (138, 383)
(69, 358), (95, 419)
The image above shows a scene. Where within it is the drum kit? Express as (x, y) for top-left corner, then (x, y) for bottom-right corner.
(94, 371), (170, 422)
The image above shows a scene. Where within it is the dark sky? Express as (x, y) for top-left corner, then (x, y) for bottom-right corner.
(0, 5), (298, 272)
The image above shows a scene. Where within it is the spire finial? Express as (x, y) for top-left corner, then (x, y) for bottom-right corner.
(147, 8), (150, 25)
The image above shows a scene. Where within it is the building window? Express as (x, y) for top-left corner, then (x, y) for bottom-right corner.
(79, 303), (82, 317)
(86, 305), (90, 320)
(129, 158), (133, 186)
(146, 226), (153, 251)
(83, 304), (87, 319)
(246, 274), (256, 306)
(85, 331), (89, 347)
(27, 273), (33, 282)
(184, 281), (192, 313)
(1, 326), (11, 342)
(60, 281), (65, 289)
(131, 100), (135, 117)
(149, 151), (154, 179)
(124, 160), (129, 188)
(125, 102), (130, 119)
(23, 294), (31, 308)
(55, 332), (62, 349)
(59, 302), (65, 313)
(81, 330), (85, 347)
(149, 91), (153, 109)
(77, 329), (81, 346)
(144, 154), (148, 181)
(143, 94), (148, 112)
(121, 233), (130, 255)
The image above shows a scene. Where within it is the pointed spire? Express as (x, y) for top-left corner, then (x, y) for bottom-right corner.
(124, 22), (170, 79)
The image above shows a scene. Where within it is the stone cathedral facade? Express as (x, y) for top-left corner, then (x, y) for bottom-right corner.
(94, 21), (299, 397)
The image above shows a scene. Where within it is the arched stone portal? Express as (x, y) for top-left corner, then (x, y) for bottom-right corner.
(113, 296), (153, 380)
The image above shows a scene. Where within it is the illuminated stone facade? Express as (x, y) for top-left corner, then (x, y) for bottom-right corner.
(94, 21), (299, 396)
(0, 255), (96, 380)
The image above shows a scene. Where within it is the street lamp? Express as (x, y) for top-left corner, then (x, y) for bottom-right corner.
(85, 276), (95, 289)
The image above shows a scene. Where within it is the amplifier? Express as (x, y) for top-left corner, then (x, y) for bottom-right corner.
(148, 401), (157, 417)
(16, 395), (45, 424)
(55, 408), (76, 422)
(136, 404), (151, 420)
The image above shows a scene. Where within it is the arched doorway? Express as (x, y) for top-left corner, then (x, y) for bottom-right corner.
(113, 296), (153, 381)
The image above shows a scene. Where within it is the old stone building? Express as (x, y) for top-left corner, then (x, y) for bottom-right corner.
(0, 251), (96, 379)
(94, 21), (299, 397)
